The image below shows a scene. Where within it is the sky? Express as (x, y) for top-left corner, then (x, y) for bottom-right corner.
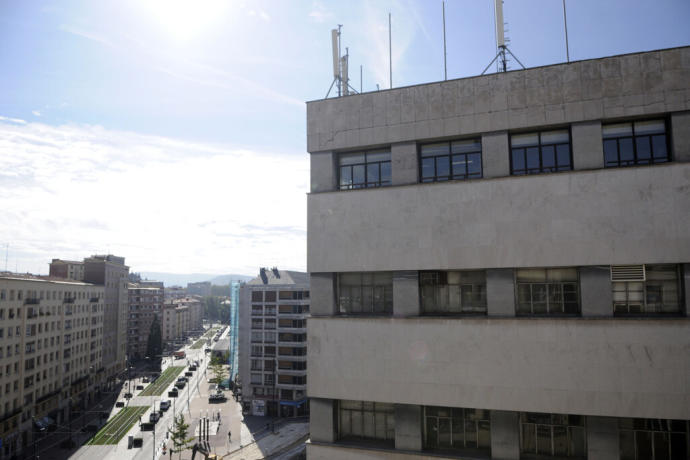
(0, 0), (689, 277)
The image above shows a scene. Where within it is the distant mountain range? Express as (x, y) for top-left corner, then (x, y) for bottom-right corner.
(138, 272), (253, 287)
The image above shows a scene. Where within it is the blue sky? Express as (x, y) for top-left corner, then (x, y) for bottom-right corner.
(1, 0), (689, 276)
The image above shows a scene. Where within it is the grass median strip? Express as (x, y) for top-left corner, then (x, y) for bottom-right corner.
(192, 327), (219, 349)
(87, 406), (149, 445)
(139, 366), (185, 396)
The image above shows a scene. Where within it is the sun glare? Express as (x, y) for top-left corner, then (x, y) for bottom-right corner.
(142, 0), (230, 41)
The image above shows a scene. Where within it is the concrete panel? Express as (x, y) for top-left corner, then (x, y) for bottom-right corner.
(393, 271), (420, 318)
(309, 398), (336, 443)
(310, 273), (336, 316)
(572, 121), (604, 170)
(490, 411), (520, 460)
(391, 142), (418, 186)
(307, 47), (690, 153)
(672, 111), (690, 162)
(311, 152), (336, 193)
(487, 269), (515, 317)
(587, 416), (619, 460)
(307, 443), (457, 460)
(683, 264), (690, 316)
(482, 132), (510, 178)
(307, 317), (690, 420)
(394, 404), (422, 451)
(307, 163), (690, 273)
(580, 266), (613, 317)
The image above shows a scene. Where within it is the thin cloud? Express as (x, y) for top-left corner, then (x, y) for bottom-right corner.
(0, 118), (308, 275)
(309, 1), (333, 23)
(0, 116), (27, 125)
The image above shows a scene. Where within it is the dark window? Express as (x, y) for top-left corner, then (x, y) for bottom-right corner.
(338, 400), (394, 444)
(338, 272), (393, 315)
(251, 291), (263, 302)
(516, 268), (579, 315)
(613, 265), (682, 315)
(420, 271), (487, 315)
(521, 412), (586, 458)
(264, 291), (276, 302)
(420, 139), (482, 182)
(511, 130), (571, 175)
(424, 406), (490, 456)
(619, 418), (688, 460)
(339, 150), (391, 190)
(603, 120), (669, 167)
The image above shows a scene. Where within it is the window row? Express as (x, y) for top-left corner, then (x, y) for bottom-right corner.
(335, 264), (684, 317)
(335, 400), (689, 460)
(335, 118), (670, 190)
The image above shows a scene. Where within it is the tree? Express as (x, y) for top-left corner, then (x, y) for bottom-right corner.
(168, 414), (195, 460)
(209, 354), (228, 386)
(146, 315), (162, 361)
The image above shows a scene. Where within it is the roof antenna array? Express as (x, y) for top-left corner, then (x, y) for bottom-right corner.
(325, 25), (359, 98)
(482, 0), (525, 75)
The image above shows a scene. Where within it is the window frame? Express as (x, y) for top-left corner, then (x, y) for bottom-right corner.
(519, 412), (586, 459)
(338, 150), (392, 190)
(515, 268), (581, 316)
(423, 406), (491, 456)
(613, 264), (683, 316)
(510, 128), (573, 176)
(337, 400), (395, 445)
(618, 418), (688, 460)
(602, 118), (671, 168)
(419, 270), (487, 316)
(336, 272), (394, 316)
(418, 138), (483, 183)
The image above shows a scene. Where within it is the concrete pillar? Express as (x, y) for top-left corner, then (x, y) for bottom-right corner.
(311, 152), (336, 192)
(310, 398), (336, 443)
(681, 264), (690, 316)
(487, 269), (515, 317)
(482, 132), (510, 178)
(572, 121), (604, 170)
(394, 404), (422, 451)
(671, 111), (690, 162)
(490, 410), (520, 460)
(587, 416), (619, 460)
(309, 273), (337, 316)
(393, 271), (420, 317)
(580, 266), (613, 317)
(391, 142), (418, 186)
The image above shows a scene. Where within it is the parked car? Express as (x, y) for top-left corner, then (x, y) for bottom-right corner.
(208, 393), (226, 403)
(140, 422), (154, 431)
(159, 401), (171, 411)
(175, 381), (186, 389)
(136, 385), (144, 390)
(124, 392), (133, 399)
(185, 371), (193, 377)
(149, 412), (160, 423)
(168, 389), (178, 398)
(177, 376), (188, 382)
(116, 401), (125, 408)
(142, 377), (150, 383)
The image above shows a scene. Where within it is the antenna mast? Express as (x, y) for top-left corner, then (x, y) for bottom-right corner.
(482, 0), (525, 75)
(325, 25), (359, 98)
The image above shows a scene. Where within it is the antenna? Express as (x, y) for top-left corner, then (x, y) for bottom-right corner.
(562, 0), (570, 62)
(388, 12), (392, 89)
(4, 243), (8, 272)
(442, 1), (447, 80)
(482, 0), (525, 75)
(325, 25), (359, 98)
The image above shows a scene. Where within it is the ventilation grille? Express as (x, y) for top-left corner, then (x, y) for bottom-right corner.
(611, 264), (646, 282)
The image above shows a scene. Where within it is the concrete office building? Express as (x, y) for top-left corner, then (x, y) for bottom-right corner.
(306, 47), (690, 459)
(83, 255), (129, 383)
(238, 268), (309, 418)
(0, 274), (104, 459)
(127, 281), (164, 359)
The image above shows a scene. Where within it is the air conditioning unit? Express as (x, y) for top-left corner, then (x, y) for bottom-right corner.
(610, 265), (645, 282)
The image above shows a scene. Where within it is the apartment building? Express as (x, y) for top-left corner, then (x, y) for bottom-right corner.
(48, 259), (84, 281)
(0, 274), (104, 459)
(306, 47), (690, 459)
(82, 255), (129, 384)
(173, 297), (204, 332)
(238, 268), (309, 418)
(161, 302), (190, 342)
(127, 281), (164, 359)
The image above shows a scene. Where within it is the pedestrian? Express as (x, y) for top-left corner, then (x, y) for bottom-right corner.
(228, 430), (231, 442)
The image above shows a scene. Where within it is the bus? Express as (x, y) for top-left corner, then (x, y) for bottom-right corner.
(173, 351), (186, 360)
